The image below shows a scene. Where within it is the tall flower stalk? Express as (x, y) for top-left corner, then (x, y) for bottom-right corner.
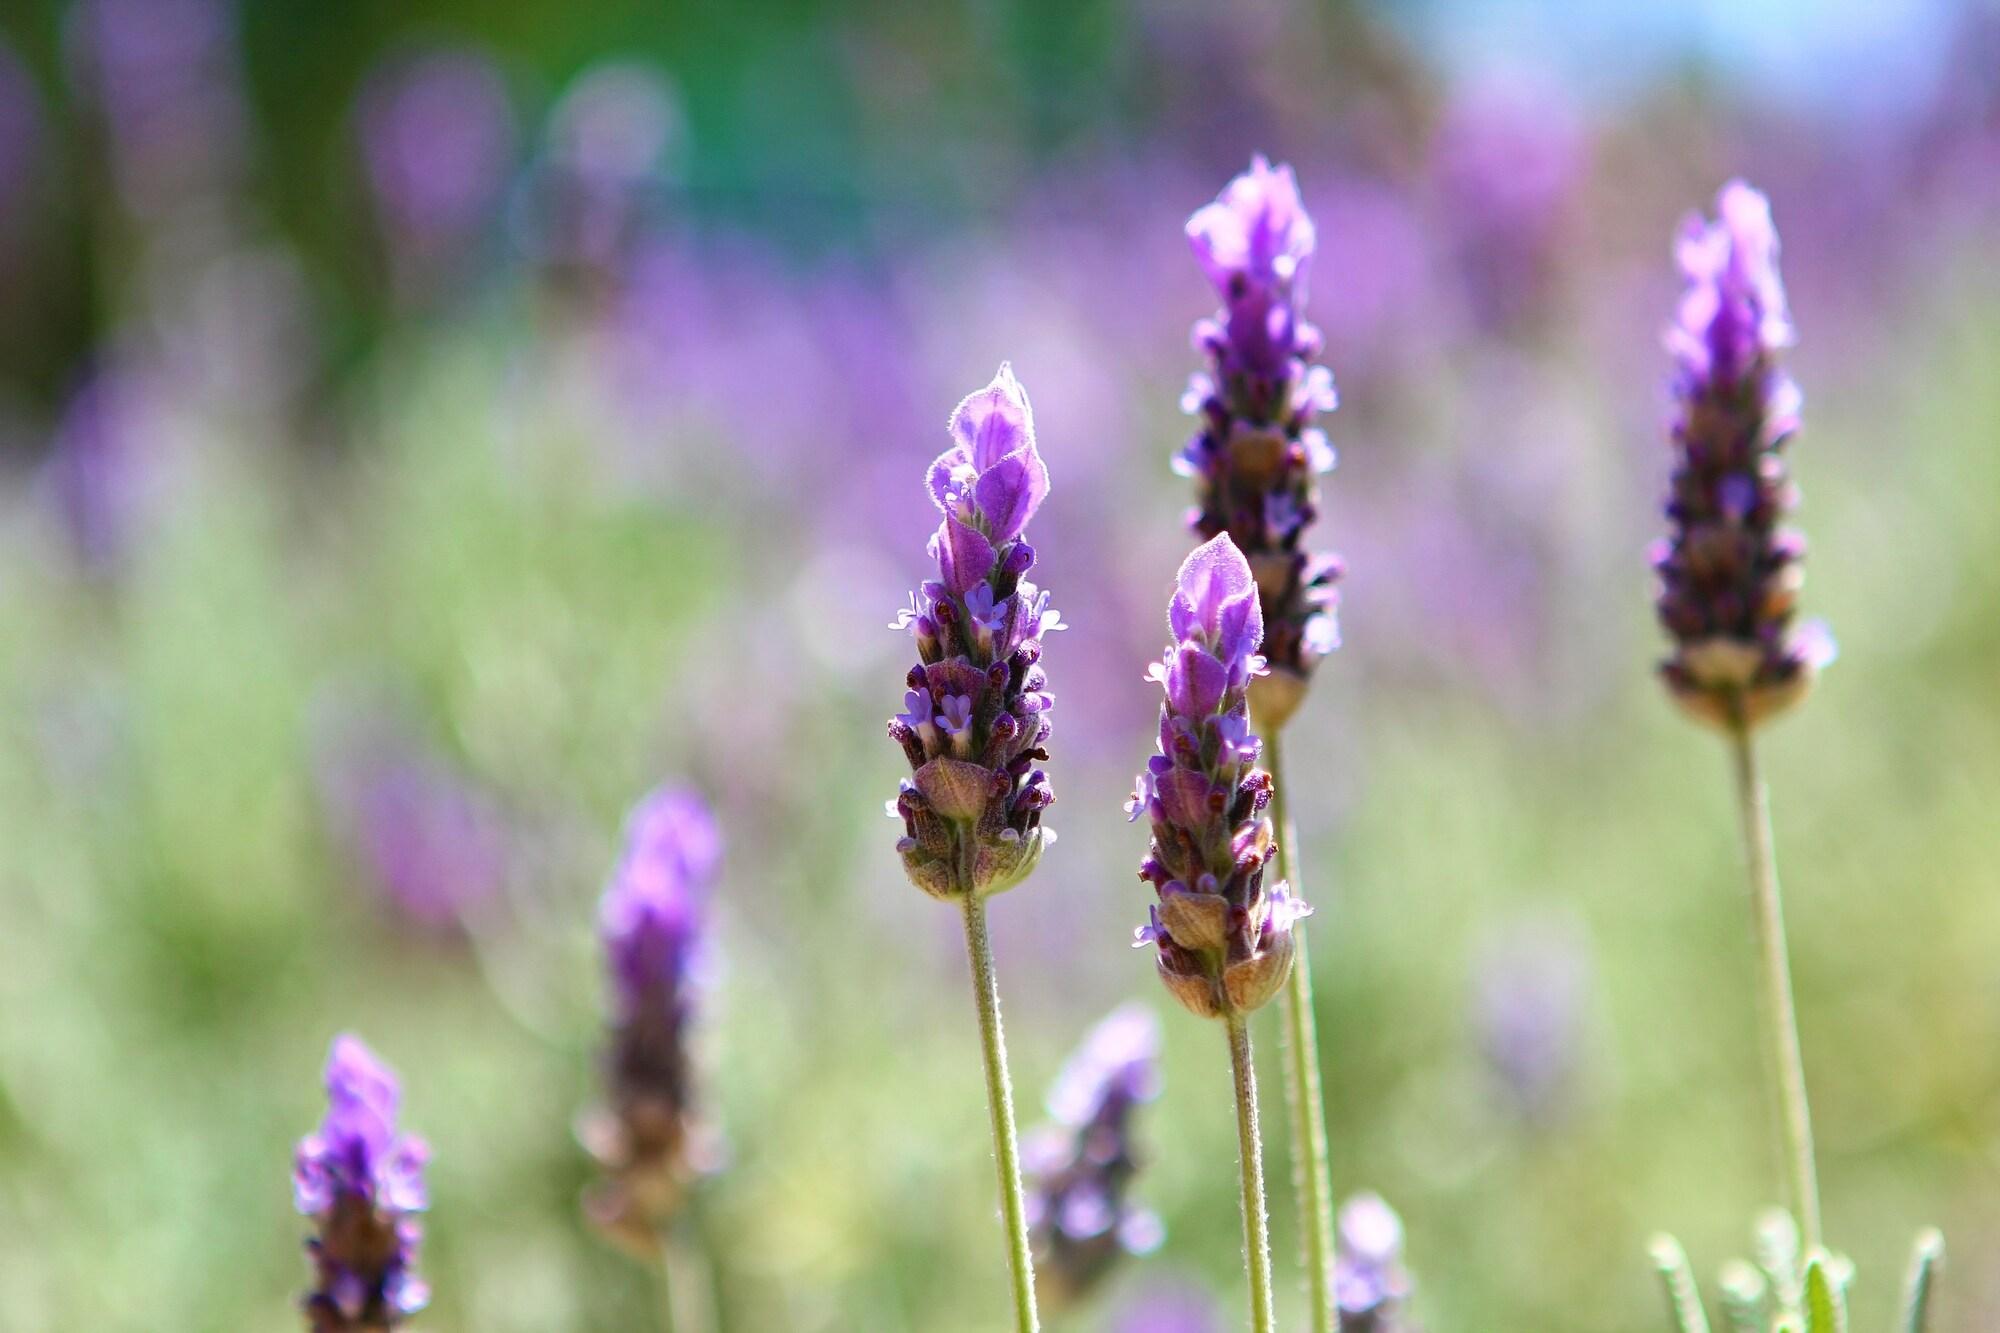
(1648, 181), (1940, 1332)
(1131, 534), (1307, 1333)
(1181, 155), (1343, 1329)
(887, 364), (1061, 1333)
(293, 1035), (430, 1332)
(580, 783), (723, 1333)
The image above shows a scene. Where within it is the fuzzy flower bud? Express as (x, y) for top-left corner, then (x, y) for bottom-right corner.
(294, 1035), (430, 1331)
(1181, 157), (1344, 727)
(1132, 534), (1307, 1019)
(1334, 1192), (1417, 1333)
(1025, 1004), (1164, 1308)
(888, 364), (1062, 900)
(1655, 180), (1834, 732)
(581, 786), (722, 1253)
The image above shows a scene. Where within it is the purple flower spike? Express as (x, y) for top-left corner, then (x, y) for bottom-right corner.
(1655, 181), (1831, 733)
(294, 1035), (430, 1330)
(583, 786), (722, 1253)
(1026, 1005), (1163, 1308)
(889, 365), (1060, 901)
(1134, 535), (1304, 1020)
(1333, 1192), (1417, 1333)
(1180, 158), (1344, 727)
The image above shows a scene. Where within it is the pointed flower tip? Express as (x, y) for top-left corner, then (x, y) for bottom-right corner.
(949, 361), (1038, 469)
(1186, 155), (1316, 294)
(1170, 533), (1263, 668)
(326, 1033), (400, 1118)
(600, 784), (720, 1011)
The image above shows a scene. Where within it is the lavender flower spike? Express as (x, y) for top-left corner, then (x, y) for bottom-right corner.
(1182, 156), (1344, 729)
(1025, 1004), (1164, 1308)
(581, 786), (722, 1254)
(1655, 180), (1833, 733)
(1333, 1193), (1417, 1333)
(888, 363), (1060, 900)
(1134, 534), (1306, 1019)
(294, 1035), (430, 1331)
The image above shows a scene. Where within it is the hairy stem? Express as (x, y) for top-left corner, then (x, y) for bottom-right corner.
(1266, 730), (1338, 1331)
(1726, 718), (1822, 1249)
(961, 893), (1040, 1333)
(1227, 1012), (1277, 1333)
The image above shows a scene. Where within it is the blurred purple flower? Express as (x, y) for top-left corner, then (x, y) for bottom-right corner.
(1473, 918), (1593, 1125)
(1112, 1280), (1224, 1333)
(312, 703), (508, 935)
(1025, 1004), (1163, 1307)
(68, 0), (248, 218)
(1432, 80), (1586, 331)
(1180, 157), (1342, 724)
(515, 61), (682, 285)
(1134, 534), (1304, 1020)
(582, 786), (722, 1252)
(294, 1034), (430, 1330)
(39, 370), (148, 574)
(356, 48), (514, 278)
(887, 365), (1060, 901)
(1334, 1192), (1416, 1333)
(1655, 181), (1832, 732)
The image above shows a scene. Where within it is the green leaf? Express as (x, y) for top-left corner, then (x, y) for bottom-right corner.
(1803, 1252), (1848, 1333)
(1899, 1229), (1945, 1333)
(1650, 1234), (1714, 1333)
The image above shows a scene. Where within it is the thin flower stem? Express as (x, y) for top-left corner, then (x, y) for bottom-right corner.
(1726, 717), (1823, 1249)
(655, 1228), (679, 1333)
(1266, 729), (1338, 1332)
(1227, 1012), (1277, 1333)
(961, 893), (1041, 1333)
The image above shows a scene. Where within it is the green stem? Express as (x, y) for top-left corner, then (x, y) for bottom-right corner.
(655, 1228), (679, 1333)
(961, 894), (1040, 1333)
(1266, 730), (1339, 1331)
(1725, 718), (1823, 1250)
(1227, 1012), (1277, 1333)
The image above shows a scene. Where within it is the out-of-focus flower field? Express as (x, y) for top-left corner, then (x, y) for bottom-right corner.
(1, 1), (1997, 1328)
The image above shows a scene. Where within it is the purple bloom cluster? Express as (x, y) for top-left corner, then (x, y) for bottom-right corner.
(1334, 1193), (1417, 1333)
(1180, 157), (1343, 727)
(581, 786), (722, 1251)
(1131, 534), (1306, 1019)
(356, 48), (514, 278)
(888, 364), (1062, 900)
(1654, 181), (1834, 732)
(1025, 1004), (1164, 1307)
(294, 1035), (430, 1331)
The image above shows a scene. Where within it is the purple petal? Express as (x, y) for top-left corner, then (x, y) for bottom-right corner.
(1155, 768), (1214, 830)
(1165, 643), (1228, 719)
(949, 362), (1035, 472)
(973, 449), (1049, 544)
(935, 515), (996, 594)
